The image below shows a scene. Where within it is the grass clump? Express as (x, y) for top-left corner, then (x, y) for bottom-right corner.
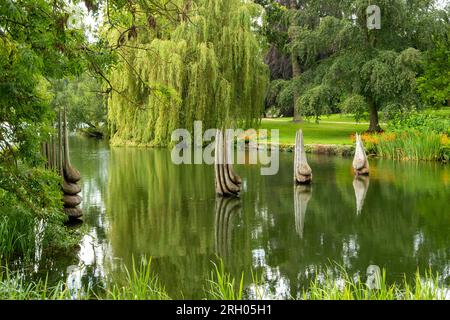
(205, 259), (245, 300)
(103, 257), (170, 300)
(0, 266), (71, 300)
(0, 259), (447, 300)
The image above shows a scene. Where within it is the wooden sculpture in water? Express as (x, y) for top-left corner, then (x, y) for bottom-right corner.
(42, 108), (82, 219)
(215, 129), (242, 197)
(62, 108), (82, 219)
(294, 130), (312, 184)
(353, 133), (370, 176)
(294, 185), (312, 239)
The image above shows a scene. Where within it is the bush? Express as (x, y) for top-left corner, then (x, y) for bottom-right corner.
(388, 111), (450, 135)
(0, 166), (79, 262)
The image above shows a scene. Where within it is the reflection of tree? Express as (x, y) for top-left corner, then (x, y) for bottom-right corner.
(245, 153), (449, 296)
(294, 185), (312, 238)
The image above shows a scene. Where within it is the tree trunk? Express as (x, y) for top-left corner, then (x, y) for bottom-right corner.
(290, 0), (302, 123)
(368, 100), (381, 132)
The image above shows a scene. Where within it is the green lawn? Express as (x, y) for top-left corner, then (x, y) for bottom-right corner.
(261, 117), (368, 145)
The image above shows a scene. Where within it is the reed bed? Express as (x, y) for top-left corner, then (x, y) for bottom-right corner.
(0, 259), (447, 300)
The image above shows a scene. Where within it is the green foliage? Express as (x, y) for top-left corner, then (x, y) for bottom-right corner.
(375, 130), (445, 161)
(0, 267), (71, 300)
(104, 257), (170, 300)
(108, 0), (269, 146)
(0, 166), (78, 261)
(0, 209), (35, 261)
(388, 111), (450, 135)
(298, 84), (334, 122)
(281, 0), (447, 131)
(51, 76), (106, 132)
(206, 259), (244, 300)
(0, 259), (447, 300)
(339, 94), (369, 122)
(417, 35), (450, 107)
(302, 265), (445, 300)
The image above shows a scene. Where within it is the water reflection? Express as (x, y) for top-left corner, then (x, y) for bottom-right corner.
(353, 176), (370, 215)
(62, 137), (450, 299)
(294, 185), (312, 238)
(215, 197), (242, 259)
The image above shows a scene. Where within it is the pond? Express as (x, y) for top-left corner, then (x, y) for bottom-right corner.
(43, 136), (450, 299)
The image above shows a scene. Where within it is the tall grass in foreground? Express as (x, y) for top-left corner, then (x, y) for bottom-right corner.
(0, 266), (70, 300)
(0, 259), (448, 300)
(102, 257), (170, 300)
(0, 211), (36, 261)
(205, 260), (244, 300)
(302, 268), (446, 300)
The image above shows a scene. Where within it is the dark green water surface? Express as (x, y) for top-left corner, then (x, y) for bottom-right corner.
(57, 136), (449, 299)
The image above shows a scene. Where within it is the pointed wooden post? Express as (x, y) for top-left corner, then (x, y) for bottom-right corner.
(215, 129), (242, 197)
(294, 130), (312, 184)
(61, 106), (83, 219)
(353, 133), (370, 176)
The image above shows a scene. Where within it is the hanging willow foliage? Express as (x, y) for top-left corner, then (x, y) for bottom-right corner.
(108, 0), (269, 147)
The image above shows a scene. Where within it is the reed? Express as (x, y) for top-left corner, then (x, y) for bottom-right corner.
(0, 211), (35, 261)
(0, 266), (70, 300)
(103, 257), (170, 300)
(0, 259), (447, 300)
(362, 130), (447, 161)
(205, 259), (245, 300)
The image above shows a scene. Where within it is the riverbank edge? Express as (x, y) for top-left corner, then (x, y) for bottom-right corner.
(247, 142), (356, 157)
(110, 139), (356, 157)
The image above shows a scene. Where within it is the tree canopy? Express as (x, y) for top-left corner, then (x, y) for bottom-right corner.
(259, 0), (449, 131)
(107, 0), (269, 147)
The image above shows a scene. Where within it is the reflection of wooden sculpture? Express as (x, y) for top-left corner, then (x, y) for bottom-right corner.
(294, 185), (312, 238)
(366, 265), (382, 290)
(215, 130), (242, 197)
(353, 175), (370, 215)
(215, 197), (242, 258)
(353, 133), (370, 176)
(42, 108), (82, 219)
(294, 130), (312, 184)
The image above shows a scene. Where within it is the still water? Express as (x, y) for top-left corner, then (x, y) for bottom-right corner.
(50, 136), (450, 299)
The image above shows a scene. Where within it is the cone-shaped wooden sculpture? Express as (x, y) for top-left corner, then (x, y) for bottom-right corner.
(294, 130), (312, 184)
(294, 185), (311, 238)
(61, 107), (82, 219)
(63, 108), (81, 183)
(353, 133), (370, 176)
(215, 129), (242, 197)
(215, 197), (241, 258)
(42, 109), (83, 219)
(353, 175), (370, 215)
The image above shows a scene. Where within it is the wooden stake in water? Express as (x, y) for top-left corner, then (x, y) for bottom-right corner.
(294, 130), (312, 184)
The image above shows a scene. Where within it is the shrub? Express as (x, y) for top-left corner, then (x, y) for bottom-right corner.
(388, 112), (450, 135)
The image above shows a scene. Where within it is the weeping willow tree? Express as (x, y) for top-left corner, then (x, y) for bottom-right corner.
(108, 0), (269, 147)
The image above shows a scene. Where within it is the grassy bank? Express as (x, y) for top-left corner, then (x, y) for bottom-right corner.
(260, 118), (366, 146)
(0, 258), (447, 300)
